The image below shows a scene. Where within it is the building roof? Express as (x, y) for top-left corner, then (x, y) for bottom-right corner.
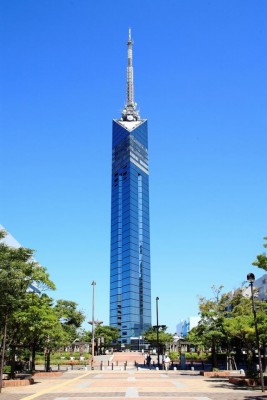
(0, 224), (22, 248)
(0, 224), (40, 293)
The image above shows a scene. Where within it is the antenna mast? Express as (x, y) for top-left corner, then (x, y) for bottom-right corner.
(122, 29), (140, 121)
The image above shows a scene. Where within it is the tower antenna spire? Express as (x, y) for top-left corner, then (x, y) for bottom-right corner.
(122, 29), (140, 121)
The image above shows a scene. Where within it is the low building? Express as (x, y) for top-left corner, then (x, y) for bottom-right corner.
(243, 273), (267, 301)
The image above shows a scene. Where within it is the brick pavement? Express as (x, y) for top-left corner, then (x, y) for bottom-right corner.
(1, 356), (266, 400)
(111, 351), (145, 366)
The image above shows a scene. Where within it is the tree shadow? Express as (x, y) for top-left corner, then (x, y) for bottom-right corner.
(210, 380), (266, 394)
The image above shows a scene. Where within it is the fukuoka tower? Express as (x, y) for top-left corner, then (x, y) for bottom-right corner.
(109, 30), (151, 346)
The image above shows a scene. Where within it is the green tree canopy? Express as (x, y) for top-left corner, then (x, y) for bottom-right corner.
(53, 299), (85, 343)
(143, 326), (173, 353)
(252, 236), (267, 271)
(187, 286), (230, 368)
(0, 230), (55, 315)
(94, 325), (120, 346)
(0, 229), (56, 381)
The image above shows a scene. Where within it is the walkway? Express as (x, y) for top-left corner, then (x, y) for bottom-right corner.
(1, 353), (266, 400)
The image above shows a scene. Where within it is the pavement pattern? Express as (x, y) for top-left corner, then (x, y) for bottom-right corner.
(2, 370), (267, 400)
(1, 353), (266, 400)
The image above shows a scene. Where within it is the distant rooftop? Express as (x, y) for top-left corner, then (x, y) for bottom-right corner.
(0, 224), (22, 248)
(0, 224), (40, 293)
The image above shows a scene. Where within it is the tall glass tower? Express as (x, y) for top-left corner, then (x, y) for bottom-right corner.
(110, 30), (151, 345)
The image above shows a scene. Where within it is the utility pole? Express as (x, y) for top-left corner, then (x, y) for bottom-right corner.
(91, 281), (96, 366)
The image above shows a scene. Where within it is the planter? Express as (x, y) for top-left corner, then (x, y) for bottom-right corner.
(200, 371), (231, 377)
(2, 378), (34, 387)
(229, 377), (259, 386)
(32, 371), (63, 377)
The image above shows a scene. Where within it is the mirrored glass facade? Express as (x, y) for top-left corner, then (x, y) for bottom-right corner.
(110, 119), (151, 344)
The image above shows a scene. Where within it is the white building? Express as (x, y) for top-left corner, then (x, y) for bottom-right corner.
(243, 273), (267, 301)
(0, 224), (40, 293)
(0, 224), (21, 248)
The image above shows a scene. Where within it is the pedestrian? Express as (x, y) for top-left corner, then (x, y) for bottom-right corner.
(146, 355), (151, 367)
(164, 355), (170, 370)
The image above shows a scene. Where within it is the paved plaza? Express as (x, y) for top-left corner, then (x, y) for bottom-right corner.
(1, 353), (266, 400)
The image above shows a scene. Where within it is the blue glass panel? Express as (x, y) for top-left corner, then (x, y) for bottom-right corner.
(110, 120), (151, 343)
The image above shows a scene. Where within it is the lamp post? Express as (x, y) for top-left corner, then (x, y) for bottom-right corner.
(156, 296), (160, 367)
(247, 273), (265, 392)
(91, 281), (96, 364)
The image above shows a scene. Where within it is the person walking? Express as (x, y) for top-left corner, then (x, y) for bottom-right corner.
(164, 354), (170, 370)
(146, 354), (151, 367)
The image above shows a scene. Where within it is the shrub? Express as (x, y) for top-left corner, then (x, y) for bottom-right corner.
(3, 365), (11, 373)
(169, 352), (179, 361)
(245, 369), (260, 379)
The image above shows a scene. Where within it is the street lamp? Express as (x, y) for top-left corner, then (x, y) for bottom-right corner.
(88, 281), (103, 366)
(247, 273), (265, 392)
(91, 281), (96, 364)
(156, 296), (160, 367)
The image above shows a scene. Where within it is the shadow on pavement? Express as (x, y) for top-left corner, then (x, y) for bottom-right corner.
(210, 380), (267, 393)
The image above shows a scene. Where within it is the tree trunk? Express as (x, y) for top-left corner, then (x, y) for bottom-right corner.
(0, 314), (8, 393)
(211, 338), (217, 369)
(247, 348), (254, 372)
(10, 345), (16, 379)
(235, 339), (243, 368)
(262, 342), (266, 372)
(30, 343), (36, 371)
(45, 350), (51, 372)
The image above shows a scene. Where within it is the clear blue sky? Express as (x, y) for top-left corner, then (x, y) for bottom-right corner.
(1, 0), (267, 333)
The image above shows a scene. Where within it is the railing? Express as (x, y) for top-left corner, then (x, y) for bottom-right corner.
(27, 360), (227, 372)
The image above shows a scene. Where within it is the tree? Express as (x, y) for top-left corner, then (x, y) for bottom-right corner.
(189, 286), (229, 369)
(10, 294), (67, 372)
(252, 237), (267, 271)
(223, 295), (255, 367)
(143, 326), (173, 354)
(53, 299), (85, 343)
(190, 283), (267, 371)
(223, 291), (267, 372)
(186, 326), (204, 350)
(0, 229), (55, 387)
(94, 325), (120, 353)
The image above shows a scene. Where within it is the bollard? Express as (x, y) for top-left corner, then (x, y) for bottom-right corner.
(100, 361), (103, 371)
(58, 364), (60, 371)
(112, 362), (113, 370)
(116, 361), (118, 366)
(71, 364), (73, 370)
(124, 362), (126, 371)
(126, 361), (127, 366)
(108, 360), (110, 366)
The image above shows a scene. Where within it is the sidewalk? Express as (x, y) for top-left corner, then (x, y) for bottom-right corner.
(1, 363), (266, 400)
